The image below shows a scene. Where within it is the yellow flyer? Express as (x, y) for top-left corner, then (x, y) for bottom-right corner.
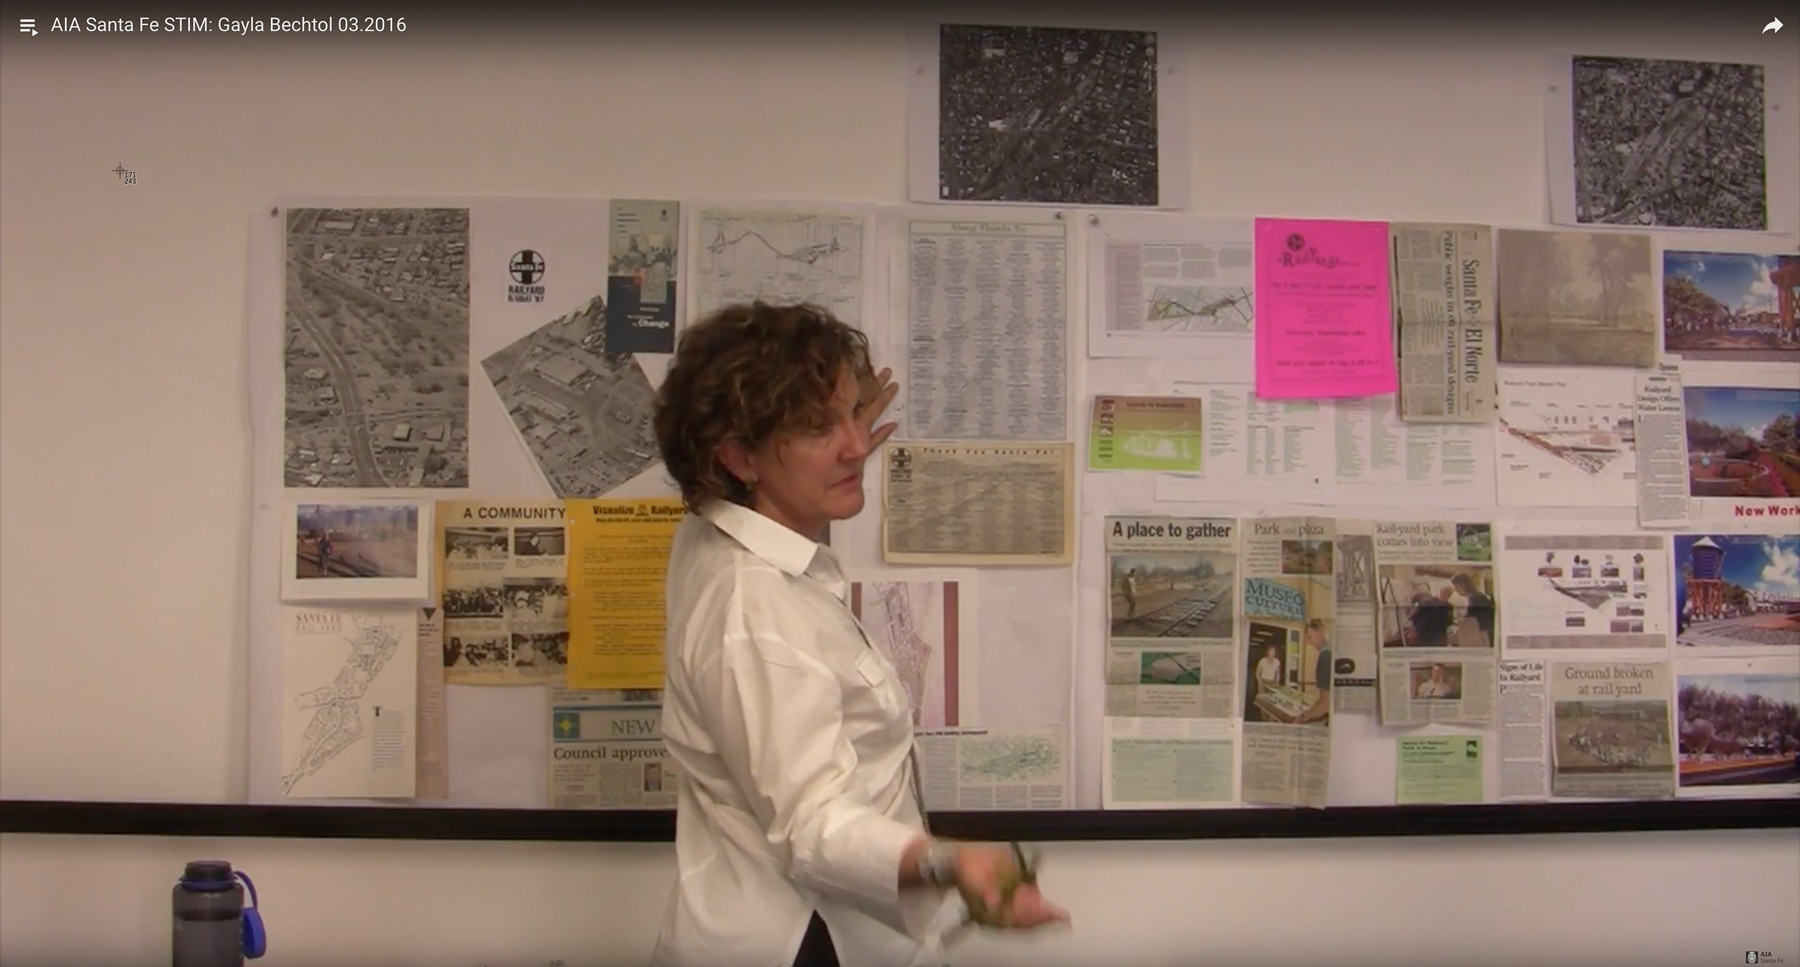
(565, 498), (686, 690)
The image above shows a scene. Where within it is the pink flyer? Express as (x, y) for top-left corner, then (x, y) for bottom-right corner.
(1253, 218), (1397, 399)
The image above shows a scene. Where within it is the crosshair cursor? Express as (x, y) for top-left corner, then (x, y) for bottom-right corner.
(1765, 17), (1783, 33)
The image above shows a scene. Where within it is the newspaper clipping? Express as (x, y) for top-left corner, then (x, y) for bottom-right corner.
(1390, 222), (1496, 423)
(1373, 520), (1498, 726)
(1632, 361), (1692, 528)
(547, 686), (677, 809)
(1103, 516), (1239, 719)
(1102, 716), (1240, 808)
(1498, 659), (1549, 800)
(437, 500), (570, 685)
(414, 605), (448, 800)
(1239, 516), (1335, 808)
(1332, 520), (1379, 714)
(882, 443), (1075, 565)
(1550, 661), (1677, 799)
(916, 726), (1067, 811)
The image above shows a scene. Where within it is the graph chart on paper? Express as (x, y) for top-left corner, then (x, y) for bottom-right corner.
(693, 210), (867, 325)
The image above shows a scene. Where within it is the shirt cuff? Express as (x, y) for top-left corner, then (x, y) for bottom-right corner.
(798, 808), (921, 909)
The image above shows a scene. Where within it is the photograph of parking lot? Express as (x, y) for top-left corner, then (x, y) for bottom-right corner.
(937, 24), (1161, 206)
(480, 293), (661, 499)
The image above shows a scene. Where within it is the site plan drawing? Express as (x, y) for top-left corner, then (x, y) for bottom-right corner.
(691, 208), (869, 327)
(281, 605), (418, 799)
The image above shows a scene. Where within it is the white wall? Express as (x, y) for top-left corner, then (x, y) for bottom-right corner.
(3, 6), (1796, 966)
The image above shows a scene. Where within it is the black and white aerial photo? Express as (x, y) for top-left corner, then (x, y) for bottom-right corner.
(1570, 55), (1767, 231)
(937, 24), (1160, 207)
(284, 208), (471, 489)
(480, 293), (661, 499)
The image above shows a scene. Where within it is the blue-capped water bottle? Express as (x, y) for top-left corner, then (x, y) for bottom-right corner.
(171, 860), (266, 967)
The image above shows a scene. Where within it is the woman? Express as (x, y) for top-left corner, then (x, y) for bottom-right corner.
(647, 302), (1067, 967)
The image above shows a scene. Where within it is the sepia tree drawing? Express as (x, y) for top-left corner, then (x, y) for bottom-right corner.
(1498, 230), (1656, 368)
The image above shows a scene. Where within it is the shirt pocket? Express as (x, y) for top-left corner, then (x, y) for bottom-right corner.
(852, 649), (911, 721)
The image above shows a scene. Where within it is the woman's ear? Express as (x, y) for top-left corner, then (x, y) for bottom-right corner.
(718, 437), (757, 488)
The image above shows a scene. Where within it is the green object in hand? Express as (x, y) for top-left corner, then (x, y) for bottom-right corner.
(961, 843), (1040, 927)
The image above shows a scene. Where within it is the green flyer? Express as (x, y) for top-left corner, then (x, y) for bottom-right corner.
(1396, 735), (1484, 804)
(1088, 395), (1203, 472)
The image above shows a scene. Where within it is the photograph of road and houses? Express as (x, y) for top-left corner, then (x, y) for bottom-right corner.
(1663, 251), (1799, 363)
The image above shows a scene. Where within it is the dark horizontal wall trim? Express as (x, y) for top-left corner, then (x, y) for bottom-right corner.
(3, 799), (1794, 843)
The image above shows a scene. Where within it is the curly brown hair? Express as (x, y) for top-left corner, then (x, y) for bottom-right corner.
(653, 301), (876, 513)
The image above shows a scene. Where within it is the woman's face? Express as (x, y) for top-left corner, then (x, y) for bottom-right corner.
(735, 369), (872, 539)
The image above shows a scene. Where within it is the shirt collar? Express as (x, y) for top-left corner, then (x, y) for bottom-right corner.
(698, 499), (825, 578)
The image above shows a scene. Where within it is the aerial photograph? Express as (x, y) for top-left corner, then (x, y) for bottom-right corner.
(480, 293), (661, 498)
(938, 24), (1160, 206)
(283, 207), (471, 489)
(1570, 55), (1767, 231)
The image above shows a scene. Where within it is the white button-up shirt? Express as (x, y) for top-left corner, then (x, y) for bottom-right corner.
(649, 500), (961, 967)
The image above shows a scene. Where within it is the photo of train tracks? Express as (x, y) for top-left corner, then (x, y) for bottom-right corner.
(1109, 551), (1234, 639)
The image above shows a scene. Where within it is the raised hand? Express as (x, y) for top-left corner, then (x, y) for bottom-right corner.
(857, 366), (900, 450)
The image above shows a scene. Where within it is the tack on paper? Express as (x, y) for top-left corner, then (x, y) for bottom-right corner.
(1252, 218), (1396, 400)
